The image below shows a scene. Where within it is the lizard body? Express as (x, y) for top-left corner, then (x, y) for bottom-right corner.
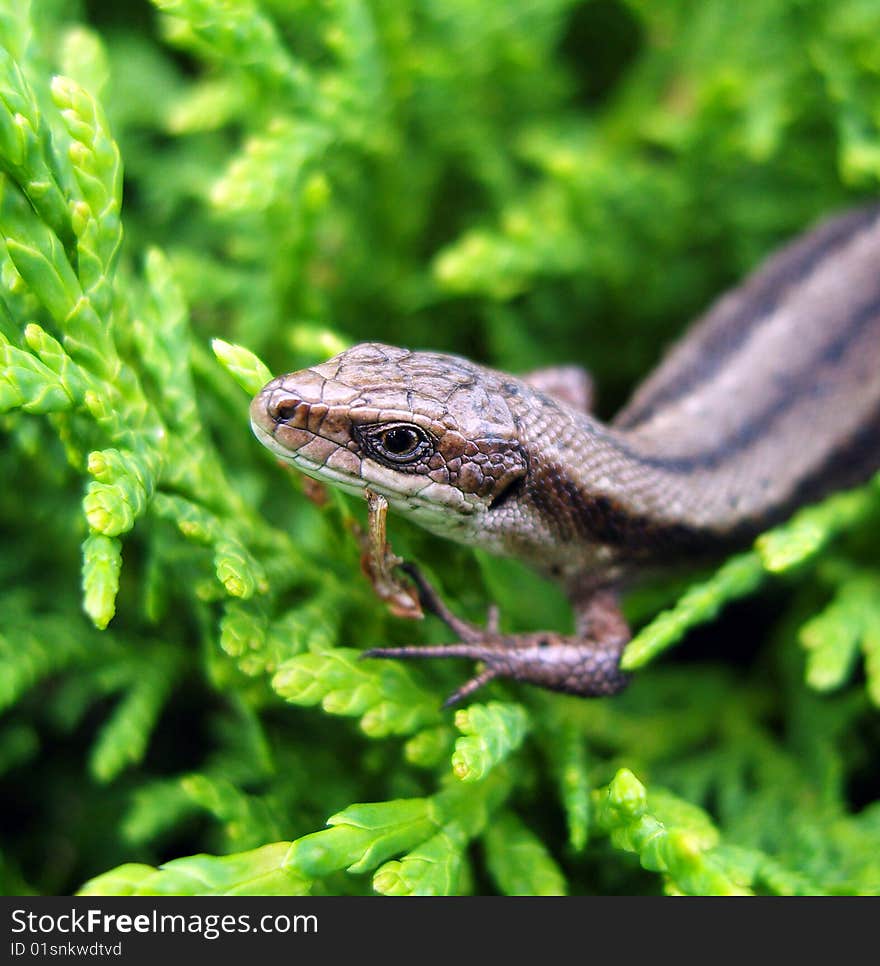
(251, 204), (880, 702)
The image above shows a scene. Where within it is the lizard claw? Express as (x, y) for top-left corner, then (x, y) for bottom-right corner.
(485, 604), (501, 635)
(361, 644), (502, 707)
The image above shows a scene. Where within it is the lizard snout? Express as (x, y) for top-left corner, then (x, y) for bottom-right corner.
(250, 370), (327, 436)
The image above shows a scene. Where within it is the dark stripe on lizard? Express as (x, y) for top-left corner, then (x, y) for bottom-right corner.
(528, 403), (880, 553)
(614, 203), (880, 431)
(601, 289), (880, 474)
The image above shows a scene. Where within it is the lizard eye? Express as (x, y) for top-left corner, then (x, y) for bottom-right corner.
(382, 427), (421, 456)
(358, 422), (434, 465)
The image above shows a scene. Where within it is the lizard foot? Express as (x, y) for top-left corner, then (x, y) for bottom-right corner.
(363, 563), (630, 706)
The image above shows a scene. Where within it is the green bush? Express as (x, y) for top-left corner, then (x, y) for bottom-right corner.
(1, 0), (879, 896)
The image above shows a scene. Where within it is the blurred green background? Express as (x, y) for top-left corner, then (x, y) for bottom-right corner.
(1, 0), (879, 895)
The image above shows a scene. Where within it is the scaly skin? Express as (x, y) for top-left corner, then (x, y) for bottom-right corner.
(250, 205), (880, 702)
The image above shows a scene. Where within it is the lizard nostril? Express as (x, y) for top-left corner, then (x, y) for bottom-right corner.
(269, 395), (301, 423)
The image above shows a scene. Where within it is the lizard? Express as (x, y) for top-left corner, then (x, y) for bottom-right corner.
(250, 203), (880, 705)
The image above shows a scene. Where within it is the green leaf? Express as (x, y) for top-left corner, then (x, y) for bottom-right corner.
(542, 714), (591, 852)
(798, 572), (880, 696)
(622, 552), (764, 670)
(78, 843), (311, 896)
(483, 811), (567, 896)
(0, 333), (75, 413)
(59, 26), (111, 97)
(286, 799), (435, 877)
(272, 647), (441, 737)
(373, 825), (467, 896)
(89, 654), (178, 782)
(81, 533), (122, 629)
(212, 338), (273, 395)
(152, 0), (318, 106)
(0, 47), (75, 249)
(180, 773), (281, 850)
(210, 117), (331, 213)
(757, 483), (878, 573)
(404, 725), (455, 768)
(593, 770), (752, 896)
(451, 701), (529, 782)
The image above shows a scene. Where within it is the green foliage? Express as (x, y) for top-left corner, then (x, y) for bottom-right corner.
(78, 843), (311, 897)
(451, 701), (530, 782)
(623, 476), (880, 704)
(1, 0), (879, 896)
(272, 646), (442, 737)
(483, 811), (568, 896)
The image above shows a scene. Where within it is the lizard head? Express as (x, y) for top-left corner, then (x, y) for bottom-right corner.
(249, 342), (528, 540)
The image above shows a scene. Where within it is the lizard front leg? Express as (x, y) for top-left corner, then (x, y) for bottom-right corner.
(364, 562), (631, 706)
